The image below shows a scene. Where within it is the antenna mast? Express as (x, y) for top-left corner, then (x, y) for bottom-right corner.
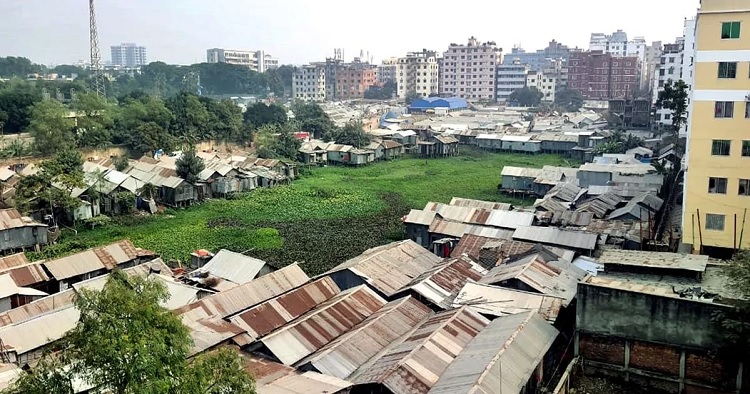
(89, 0), (106, 98)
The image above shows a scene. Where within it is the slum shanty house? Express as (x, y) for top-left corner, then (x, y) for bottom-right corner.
(423, 202), (535, 230)
(0, 167), (19, 208)
(326, 144), (354, 165)
(41, 240), (156, 291)
(501, 135), (541, 153)
(348, 306), (489, 394)
(0, 273), (48, 313)
(577, 162), (661, 188)
(296, 296), (432, 380)
(418, 135), (459, 158)
(513, 226), (598, 255)
(197, 160), (243, 198)
(322, 240), (444, 299)
(127, 161), (197, 207)
(0, 209), (48, 254)
(579, 219), (650, 250)
(348, 148), (376, 165)
(394, 255), (488, 310)
(364, 141), (385, 160)
(389, 130), (418, 148)
(246, 166), (288, 188)
(544, 182), (585, 204)
(249, 158), (298, 180)
(381, 140), (404, 159)
(475, 133), (503, 150)
(429, 311), (560, 394)
(427, 219), (515, 257)
(403, 209), (437, 248)
(298, 140), (331, 165)
(576, 192), (625, 218)
(243, 355), (353, 394)
(500, 166), (543, 194)
(453, 281), (564, 323)
(185, 249), (275, 291)
(0, 253), (51, 295)
(535, 132), (580, 154)
(451, 235), (537, 268)
(449, 197), (512, 211)
(532, 166), (580, 196)
(254, 286), (388, 366)
(455, 129), (480, 145)
(576, 252), (742, 394)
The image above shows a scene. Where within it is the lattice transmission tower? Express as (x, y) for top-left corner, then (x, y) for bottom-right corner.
(89, 0), (106, 98)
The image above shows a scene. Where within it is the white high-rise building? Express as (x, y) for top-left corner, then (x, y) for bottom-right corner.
(206, 48), (279, 72)
(396, 50), (440, 99)
(440, 37), (502, 101)
(292, 65), (326, 101)
(377, 57), (398, 84)
(653, 19), (696, 136)
(526, 71), (557, 102)
(110, 43), (147, 67)
(495, 61), (528, 103)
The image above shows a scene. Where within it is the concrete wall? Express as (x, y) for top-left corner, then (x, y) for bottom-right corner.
(577, 283), (727, 349)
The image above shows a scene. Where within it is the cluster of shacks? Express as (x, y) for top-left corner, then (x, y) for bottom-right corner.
(0, 204), (742, 393)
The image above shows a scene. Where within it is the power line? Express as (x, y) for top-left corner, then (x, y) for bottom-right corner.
(89, 0), (106, 99)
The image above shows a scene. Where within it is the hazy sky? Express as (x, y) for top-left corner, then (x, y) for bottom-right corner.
(0, 0), (700, 66)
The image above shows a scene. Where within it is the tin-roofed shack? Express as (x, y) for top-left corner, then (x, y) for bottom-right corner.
(500, 166), (543, 193)
(0, 209), (48, 254)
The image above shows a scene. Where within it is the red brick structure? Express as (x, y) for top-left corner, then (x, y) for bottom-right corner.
(334, 63), (377, 100)
(567, 50), (640, 100)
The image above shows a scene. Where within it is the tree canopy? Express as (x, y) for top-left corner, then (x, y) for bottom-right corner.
(554, 88), (584, 112)
(28, 100), (76, 156)
(715, 250), (750, 362)
(176, 149), (206, 184)
(255, 122), (302, 161)
(327, 121), (370, 147)
(509, 87), (544, 107)
(291, 101), (335, 140)
(3, 271), (255, 394)
(244, 102), (288, 129)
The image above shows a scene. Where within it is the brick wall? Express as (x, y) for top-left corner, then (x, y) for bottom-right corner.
(630, 340), (680, 376)
(685, 351), (736, 390)
(579, 333), (624, 365)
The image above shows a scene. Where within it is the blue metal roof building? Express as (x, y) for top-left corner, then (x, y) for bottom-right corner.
(409, 97), (469, 113)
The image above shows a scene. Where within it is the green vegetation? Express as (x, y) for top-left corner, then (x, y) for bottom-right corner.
(509, 87), (544, 107)
(29, 149), (570, 275)
(4, 271), (255, 394)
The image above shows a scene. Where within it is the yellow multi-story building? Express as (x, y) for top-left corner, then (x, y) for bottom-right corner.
(684, 0), (750, 255)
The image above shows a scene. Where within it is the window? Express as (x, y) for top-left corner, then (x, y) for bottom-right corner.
(706, 214), (726, 231)
(740, 179), (750, 196)
(722, 22), (741, 39)
(709, 177), (728, 194)
(715, 101), (734, 118)
(746, 102), (750, 118)
(718, 62), (737, 78)
(664, 113), (671, 121)
(712, 140), (731, 156)
(743, 141), (750, 157)
(659, 69), (665, 76)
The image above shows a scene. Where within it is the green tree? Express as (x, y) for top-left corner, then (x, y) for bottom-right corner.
(291, 101), (335, 139)
(255, 122), (302, 161)
(136, 182), (158, 200)
(113, 155), (130, 172)
(509, 87), (544, 107)
(4, 271), (255, 393)
(176, 149), (205, 184)
(328, 121), (370, 147)
(554, 88), (584, 112)
(166, 92), (209, 145)
(404, 92), (422, 105)
(15, 150), (85, 220)
(655, 79), (689, 159)
(244, 102), (287, 129)
(27, 100), (76, 156)
(71, 92), (115, 149)
(0, 56), (45, 77)
(200, 97), (243, 143)
(715, 250), (750, 363)
(364, 81), (396, 100)
(0, 82), (42, 132)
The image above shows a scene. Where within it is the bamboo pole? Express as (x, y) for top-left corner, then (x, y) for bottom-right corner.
(739, 208), (748, 251)
(691, 214), (696, 253)
(696, 209), (704, 255)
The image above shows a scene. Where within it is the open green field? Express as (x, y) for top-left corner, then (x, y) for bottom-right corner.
(30, 149), (570, 275)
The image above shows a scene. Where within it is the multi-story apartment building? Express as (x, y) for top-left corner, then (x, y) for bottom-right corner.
(543, 58), (569, 90)
(683, 0), (750, 255)
(644, 41), (663, 95)
(335, 60), (377, 100)
(568, 51), (640, 100)
(206, 48), (279, 72)
(377, 58), (398, 84)
(526, 71), (557, 102)
(495, 61), (528, 103)
(502, 40), (575, 71)
(396, 50), (440, 99)
(440, 37), (502, 101)
(590, 30), (649, 90)
(653, 40), (686, 128)
(292, 65), (326, 101)
(110, 43), (147, 67)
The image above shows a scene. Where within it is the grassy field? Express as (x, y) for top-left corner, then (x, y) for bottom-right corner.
(30, 149), (571, 275)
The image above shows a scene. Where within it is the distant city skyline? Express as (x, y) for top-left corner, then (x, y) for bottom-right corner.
(0, 0), (700, 66)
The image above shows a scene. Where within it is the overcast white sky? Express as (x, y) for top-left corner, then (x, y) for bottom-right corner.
(0, 0), (700, 66)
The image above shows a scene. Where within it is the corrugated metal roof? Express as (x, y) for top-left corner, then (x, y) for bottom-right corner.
(479, 254), (589, 306)
(176, 263), (310, 322)
(502, 135), (533, 142)
(0, 253), (29, 271)
(449, 198), (512, 211)
(42, 240), (152, 280)
(453, 282), (563, 322)
(0, 304), (79, 355)
(6, 263), (49, 287)
(404, 209), (437, 226)
(325, 240), (443, 297)
(484, 210), (535, 230)
(229, 277), (341, 342)
(185, 317), (245, 356)
(433, 135), (458, 144)
(298, 296), (432, 380)
(350, 306), (490, 394)
(382, 140), (403, 149)
(429, 311), (558, 394)
(245, 355), (353, 394)
(579, 162), (654, 176)
(501, 166), (543, 178)
(424, 203), (533, 230)
(429, 219), (514, 241)
(260, 285), (387, 365)
(545, 182), (583, 202)
(327, 144), (353, 152)
(405, 256), (488, 309)
(196, 250), (271, 286)
(550, 210), (594, 227)
(513, 226), (598, 251)
(0, 274), (45, 299)
(0, 208), (45, 230)
(0, 290), (75, 327)
(598, 250), (709, 272)
(628, 191), (664, 212)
